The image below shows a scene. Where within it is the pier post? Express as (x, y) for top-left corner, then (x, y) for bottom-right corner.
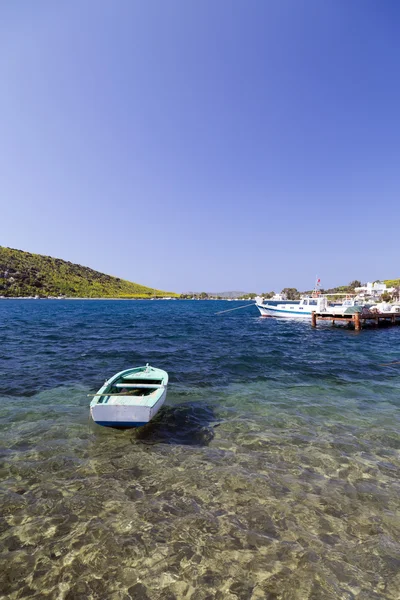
(311, 311), (316, 327)
(354, 313), (361, 331)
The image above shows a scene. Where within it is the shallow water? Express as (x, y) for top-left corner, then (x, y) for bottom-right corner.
(1, 299), (400, 599)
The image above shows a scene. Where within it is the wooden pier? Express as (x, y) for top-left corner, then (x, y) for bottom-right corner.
(311, 310), (400, 331)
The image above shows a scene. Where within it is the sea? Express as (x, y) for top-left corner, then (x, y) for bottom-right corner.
(1, 299), (400, 600)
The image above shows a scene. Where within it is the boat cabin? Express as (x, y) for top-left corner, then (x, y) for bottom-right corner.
(297, 296), (327, 311)
(342, 298), (363, 307)
(300, 298), (318, 307)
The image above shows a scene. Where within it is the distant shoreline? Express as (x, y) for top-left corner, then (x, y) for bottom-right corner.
(0, 296), (178, 301)
(0, 296), (238, 301)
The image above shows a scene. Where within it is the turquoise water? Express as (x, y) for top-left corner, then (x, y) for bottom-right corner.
(1, 299), (400, 599)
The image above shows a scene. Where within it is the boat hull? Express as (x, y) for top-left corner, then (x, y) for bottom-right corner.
(91, 387), (167, 428)
(256, 304), (313, 319)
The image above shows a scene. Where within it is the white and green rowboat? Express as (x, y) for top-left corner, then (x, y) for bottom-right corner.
(90, 364), (168, 428)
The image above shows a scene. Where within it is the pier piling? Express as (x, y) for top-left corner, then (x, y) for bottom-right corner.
(311, 311), (316, 327)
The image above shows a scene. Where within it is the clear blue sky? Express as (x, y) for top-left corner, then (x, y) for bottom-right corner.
(1, 1), (399, 293)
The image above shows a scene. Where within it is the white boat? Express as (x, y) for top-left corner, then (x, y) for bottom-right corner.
(90, 364), (168, 428)
(255, 295), (328, 318)
(327, 298), (368, 316)
(369, 302), (400, 314)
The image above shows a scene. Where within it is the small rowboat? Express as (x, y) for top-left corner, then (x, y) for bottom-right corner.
(90, 364), (168, 428)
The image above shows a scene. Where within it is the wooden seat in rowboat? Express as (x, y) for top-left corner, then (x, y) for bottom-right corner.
(121, 378), (163, 385)
(115, 383), (163, 389)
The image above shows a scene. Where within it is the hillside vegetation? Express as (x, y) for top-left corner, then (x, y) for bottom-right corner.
(0, 247), (177, 298)
(384, 278), (400, 287)
(267, 279), (400, 300)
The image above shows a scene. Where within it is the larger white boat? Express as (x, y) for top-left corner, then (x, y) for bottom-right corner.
(255, 295), (328, 318)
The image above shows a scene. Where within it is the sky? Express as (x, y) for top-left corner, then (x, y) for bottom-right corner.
(1, 1), (399, 293)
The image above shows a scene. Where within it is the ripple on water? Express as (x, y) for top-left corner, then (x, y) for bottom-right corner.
(0, 299), (400, 599)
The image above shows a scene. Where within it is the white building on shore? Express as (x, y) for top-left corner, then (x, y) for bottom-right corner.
(271, 292), (287, 301)
(354, 281), (394, 299)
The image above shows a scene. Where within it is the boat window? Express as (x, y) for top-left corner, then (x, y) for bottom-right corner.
(303, 300), (308, 305)
(309, 300), (317, 306)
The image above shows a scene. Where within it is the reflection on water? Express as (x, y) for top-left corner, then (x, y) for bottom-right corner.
(0, 300), (400, 599)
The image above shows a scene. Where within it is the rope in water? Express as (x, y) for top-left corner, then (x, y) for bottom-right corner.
(379, 361), (400, 366)
(215, 303), (256, 315)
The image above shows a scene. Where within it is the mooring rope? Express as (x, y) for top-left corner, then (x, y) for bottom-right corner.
(215, 303), (256, 315)
(379, 360), (400, 366)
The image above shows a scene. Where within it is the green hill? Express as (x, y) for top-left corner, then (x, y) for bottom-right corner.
(384, 278), (400, 288)
(0, 247), (177, 298)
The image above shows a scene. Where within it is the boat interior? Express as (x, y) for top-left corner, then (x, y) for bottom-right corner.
(96, 376), (164, 403)
(112, 387), (156, 396)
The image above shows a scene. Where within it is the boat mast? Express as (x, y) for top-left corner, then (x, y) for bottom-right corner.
(313, 276), (321, 297)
